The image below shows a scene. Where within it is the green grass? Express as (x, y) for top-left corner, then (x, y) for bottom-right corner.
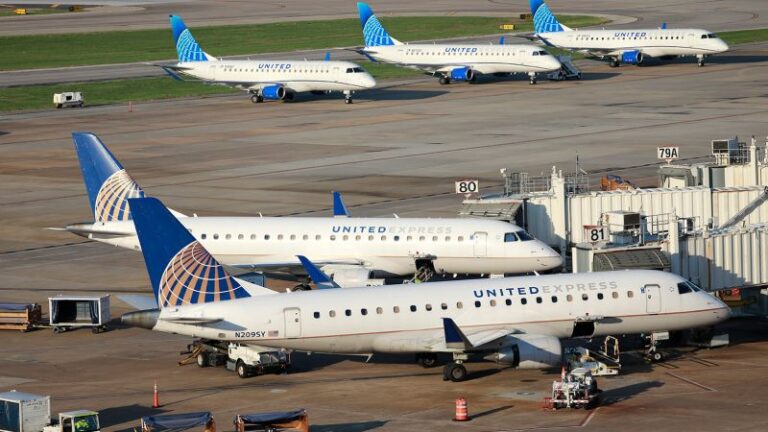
(719, 28), (768, 45)
(0, 15), (606, 71)
(0, 77), (237, 112)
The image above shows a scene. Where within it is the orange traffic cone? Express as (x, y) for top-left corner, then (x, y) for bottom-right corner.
(454, 397), (470, 421)
(153, 381), (160, 408)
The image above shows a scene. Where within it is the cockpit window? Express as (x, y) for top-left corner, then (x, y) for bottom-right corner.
(346, 67), (366, 73)
(701, 33), (718, 39)
(532, 50), (548, 56)
(346, 68), (353, 73)
(532, 51), (539, 56)
(505, 231), (534, 242)
(517, 231), (534, 241)
(677, 281), (702, 294)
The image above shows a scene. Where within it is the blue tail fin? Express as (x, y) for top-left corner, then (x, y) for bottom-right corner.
(169, 15), (210, 63)
(529, 0), (565, 33)
(357, 2), (398, 46)
(128, 197), (251, 308)
(72, 132), (145, 222)
(332, 191), (350, 217)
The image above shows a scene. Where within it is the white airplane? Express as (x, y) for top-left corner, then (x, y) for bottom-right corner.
(162, 15), (376, 104)
(528, 0), (728, 67)
(355, 2), (562, 85)
(64, 133), (563, 287)
(122, 196), (730, 381)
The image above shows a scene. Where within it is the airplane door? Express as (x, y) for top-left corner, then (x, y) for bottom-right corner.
(644, 284), (662, 314)
(473, 232), (487, 257)
(284, 308), (302, 338)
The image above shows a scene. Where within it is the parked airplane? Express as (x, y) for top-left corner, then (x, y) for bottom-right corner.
(64, 132), (562, 286)
(528, 0), (728, 67)
(355, 2), (562, 85)
(161, 15), (376, 104)
(122, 197), (730, 381)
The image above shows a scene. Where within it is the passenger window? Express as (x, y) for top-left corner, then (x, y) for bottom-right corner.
(536, 297), (543, 304)
(393, 306), (400, 313)
(303, 234), (309, 240)
(394, 236), (400, 241)
(345, 309), (351, 317)
(313, 312), (320, 319)
(474, 301), (481, 308)
(458, 236), (464, 241)
(410, 305), (417, 312)
(441, 303), (448, 310)
(264, 234), (270, 240)
(368, 235), (374, 241)
(407, 236), (413, 241)
(597, 293), (604, 300)
(419, 236), (426, 241)
(456, 301), (463, 309)
(582, 294), (589, 301)
(277, 234), (283, 240)
(250, 234), (256, 240)
(238, 234), (244, 240)
(505, 299), (512, 306)
(567, 294), (573, 302)
(627, 291), (634, 298)
(432, 236), (438, 241)
(612, 292), (619, 299)
(425, 304), (432, 311)
(329, 310), (336, 318)
(521, 298), (528, 305)
(376, 307), (383, 314)
(225, 234), (232, 240)
(491, 299), (498, 307)
(330, 235), (336, 241)
(343, 235), (349, 241)
(361, 308), (368, 316)
(290, 234), (296, 240)
(201, 234), (207, 239)
(356, 235), (361, 240)
(213, 234), (219, 240)
(551, 296), (557, 303)
(381, 235), (387, 241)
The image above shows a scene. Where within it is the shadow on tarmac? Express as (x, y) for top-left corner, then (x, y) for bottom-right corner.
(312, 420), (388, 432)
(100, 404), (167, 429)
(598, 380), (664, 406)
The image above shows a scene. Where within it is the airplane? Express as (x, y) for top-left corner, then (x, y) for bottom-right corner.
(161, 15), (376, 104)
(122, 196), (731, 381)
(64, 132), (563, 287)
(355, 2), (562, 85)
(528, 0), (729, 67)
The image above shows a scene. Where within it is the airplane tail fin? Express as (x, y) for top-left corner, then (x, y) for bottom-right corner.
(128, 197), (256, 308)
(333, 191), (350, 217)
(529, 0), (571, 33)
(357, 2), (402, 46)
(169, 15), (214, 63)
(72, 132), (145, 222)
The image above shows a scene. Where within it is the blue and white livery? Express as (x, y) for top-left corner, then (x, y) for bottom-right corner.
(529, 0), (728, 67)
(356, 2), (561, 85)
(122, 197), (730, 382)
(64, 133), (563, 286)
(163, 15), (376, 104)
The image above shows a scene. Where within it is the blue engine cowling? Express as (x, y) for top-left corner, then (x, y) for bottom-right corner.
(450, 67), (475, 82)
(620, 50), (643, 65)
(262, 85), (287, 100)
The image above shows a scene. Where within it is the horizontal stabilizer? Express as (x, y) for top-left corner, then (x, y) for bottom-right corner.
(160, 316), (223, 325)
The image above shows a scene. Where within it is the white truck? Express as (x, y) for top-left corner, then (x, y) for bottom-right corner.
(190, 340), (289, 378)
(42, 411), (100, 432)
(52, 92), (84, 109)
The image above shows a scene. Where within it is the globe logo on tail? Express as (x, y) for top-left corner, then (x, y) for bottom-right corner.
(94, 170), (144, 222)
(159, 241), (250, 307)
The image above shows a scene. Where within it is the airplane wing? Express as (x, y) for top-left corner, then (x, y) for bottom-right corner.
(228, 259), (365, 278)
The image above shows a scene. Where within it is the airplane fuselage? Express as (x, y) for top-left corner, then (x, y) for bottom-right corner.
(363, 44), (562, 74)
(146, 270), (729, 354)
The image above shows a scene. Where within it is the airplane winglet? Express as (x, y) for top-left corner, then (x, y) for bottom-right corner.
(442, 318), (473, 350)
(499, 35), (505, 45)
(661, 22), (667, 29)
(297, 255), (341, 289)
(333, 191), (350, 217)
(324, 51), (331, 61)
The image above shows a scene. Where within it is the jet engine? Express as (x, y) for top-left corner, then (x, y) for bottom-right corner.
(484, 334), (562, 369)
(620, 50), (643, 65)
(322, 265), (385, 287)
(450, 66), (475, 82)
(261, 85), (287, 100)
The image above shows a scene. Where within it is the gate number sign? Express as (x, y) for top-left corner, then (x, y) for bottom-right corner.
(455, 179), (479, 194)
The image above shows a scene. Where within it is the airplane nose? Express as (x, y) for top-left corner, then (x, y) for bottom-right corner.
(718, 40), (730, 53)
(365, 75), (377, 88)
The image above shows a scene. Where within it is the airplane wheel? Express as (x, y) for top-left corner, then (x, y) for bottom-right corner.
(345, 97), (353, 104)
(196, 353), (209, 368)
(439, 76), (450, 85)
(609, 59), (619, 68)
(529, 78), (537, 85)
(416, 353), (439, 368)
(698, 60), (705, 67)
(250, 94), (259, 103)
(236, 360), (249, 378)
(443, 363), (467, 382)
(651, 351), (664, 362)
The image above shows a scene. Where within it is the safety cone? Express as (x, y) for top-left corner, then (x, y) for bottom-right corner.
(454, 397), (470, 421)
(152, 381), (160, 408)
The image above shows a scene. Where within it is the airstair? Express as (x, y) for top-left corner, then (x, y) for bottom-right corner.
(565, 336), (621, 376)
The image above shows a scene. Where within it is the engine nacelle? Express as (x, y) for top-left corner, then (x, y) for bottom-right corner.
(620, 50), (643, 65)
(322, 266), (385, 287)
(484, 334), (562, 369)
(262, 85), (287, 100)
(450, 67), (475, 82)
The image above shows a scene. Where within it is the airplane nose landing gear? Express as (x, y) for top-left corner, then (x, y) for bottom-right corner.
(528, 72), (537, 85)
(344, 90), (354, 104)
(697, 54), (706, 67)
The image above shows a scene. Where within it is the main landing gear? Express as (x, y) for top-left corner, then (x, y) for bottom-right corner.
(442, 353), (469, 382)
(415, 353), (439, 368)
(528, 71), (538, 85)
(608, 58), (620, 68)
(250, 94), (264, 103)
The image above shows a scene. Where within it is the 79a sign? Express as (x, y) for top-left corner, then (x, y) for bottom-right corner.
(657, 147), (679, 162)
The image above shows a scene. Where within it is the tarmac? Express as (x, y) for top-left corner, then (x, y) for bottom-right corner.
(2, 1), (768, 431)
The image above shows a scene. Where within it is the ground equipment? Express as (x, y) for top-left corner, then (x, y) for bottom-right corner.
(141, 412), (213, 432)
(52, 93), (84, 109)
(564, 336), (621, 376)
(547, 368), (600, 409)
(0, 391), (50, 432)
(234, 410), (308, 432)
(48, 295), (110, 334)
(0, 303), (41, 332)
(42, 411), (100, 432)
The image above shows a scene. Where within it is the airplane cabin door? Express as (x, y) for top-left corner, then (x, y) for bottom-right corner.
(284, 308), (302, 338)
(644, 284), (661, 314)
(473, 232), (488, 257)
